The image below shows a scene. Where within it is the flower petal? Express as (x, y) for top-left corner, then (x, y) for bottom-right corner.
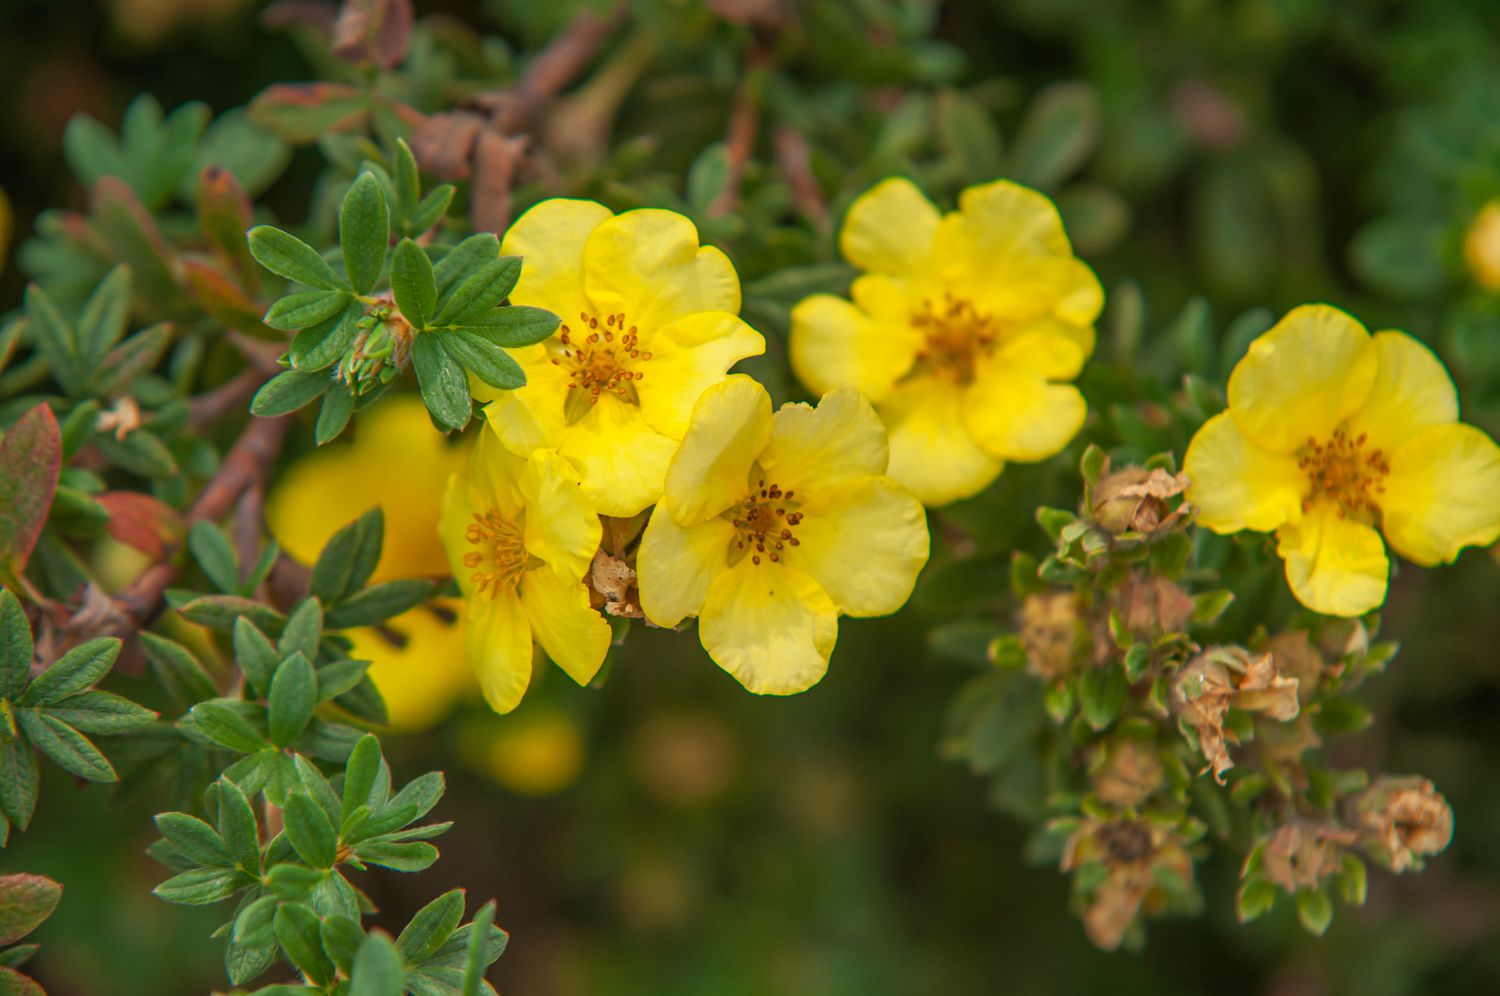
(1381, 423), (1500, 566)
(582, 209), (740, 332)
(501, 198), (613, 319)
(762, 384), (889, 493)
(520, 567), (611, 687)
(518, 449), (600, 582)
(699, 560), (837, 695)
(880, 375), (1003, 506)
(637, 509), (735, 627)
(793, 476), (929, 616)
(933, 180), (1079, 321)
(558, 394), (681, 518)
(1276, 502), (1389, 617)
(1227, 304), (1378, 453)
(1348, 331), (1459, 451)
(350, 602), (473, 731)
(637, 311), (765, 439)
(464, 591), (535, 714)
(1056, 259), (1105, 327)
(789, 291), (919, 402)
(482, 385), (558, 455)
(839, 177), (941, 275)
(662, 375), (771, 526)
(1184, 411), (1306, 533)
(961, 342), (1087, 463)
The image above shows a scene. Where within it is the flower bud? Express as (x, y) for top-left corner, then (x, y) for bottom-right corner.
(1091, 737), (1164, 809)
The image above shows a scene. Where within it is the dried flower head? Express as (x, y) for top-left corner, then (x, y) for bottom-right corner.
(1265, 629), (1325, 704)
(1258, 822), (1356, 893)
(1018, 591), (1085, 681)
(1090, 465), (1189, 536)
(1353, 775), (1454, 872)
(1171, 646), (1300, 782)
(1091, 737), (1165, 809)
(1113, 572), (1195, 638)
(1062, 818), (1194, 950)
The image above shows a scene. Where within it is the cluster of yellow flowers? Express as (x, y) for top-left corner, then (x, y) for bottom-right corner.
(268, 176), (1500, 727)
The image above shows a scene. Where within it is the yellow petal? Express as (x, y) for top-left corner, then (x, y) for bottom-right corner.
(662, 375), (770, 526)
(793, 476), (929, 616)
(582, 209), (740, 331)
(880, 375), (1003, 506)
(1184, 412), (1306, 533)
(699, 560), (837, 694)
(961, 341), (1087, 463)
(438, 473), (478, 594)
(933, 180), (1077, 320)
(520, 567), (611, 687)
(466, 428), (526, 519)
(839, 177), (941, 275)
(558, 394), (681, 518)
(636, 509), (735, 626)
(1056, 258), (1105, 327)
(637, 311), (765, 439)
(762, 384), (889, 493)
(1381, 424), (1500, 566)
(1348, 331), (1459, 451)
(481, 385), (557, 455)
(1276, 502), (1389, 617)
(1227, 304), (1378, 453)
(348, 602), (474, 731)
(465, 591), (535, 714)
(501, 198), (612, 319)
(518, 449), (600, 582)
(789, 289), (920, 402)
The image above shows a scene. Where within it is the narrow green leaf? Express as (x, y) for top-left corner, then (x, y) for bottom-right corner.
(232, 894), (279, 948)
(310, 508), (381, 604)
(0, 402), (63, 579)
(315, 387), (356, 445)
(411, 333), (471, 430)
(188, 700), (270, 753)
(455, 305), (559, 347)
(341, 734), (382, 829)
(392, 239), (437, 329)
(179, 594), (285, 634)
(189, 520), (240, 593)
(214, 777), (262, 873)
(459, 901), (497, 996)
(0, 737), (39, 830)
(432, 233), (499, 301)
(320, 914), (364, 975)
(407, 185), (455, 235)
(21, 637), (120, 705)
(247, 226), (345, 290)
(1009, 82), (1100, 190)
(153, 866), (241, 906)
(289, 301), (362, 373)
(282, 792), (338, 868)
(226, 938), (277, 987)
(278, 598), (323, 660)
(18, 710), (115, 781)
(350, 930), (406, 996)
(139, 632), (217, 706)
(76, 265), (132, 367)
(398, 889), (466, 963)
(431, 257), (520, 327)
(232, 617), (280, 698)
(251, 369), (332, 416)
(154, 811), (233, 867)
(340, 172), (390, 295)
(45, 690), (157, 734)
(22, 285), (83, 395)
(440, 333), (525, 391)
(268, 652), (318, 747)
(275, 903), (336, 986)
(264, 290), (350, 331)
(0, 588), (33, 700)
(325, 579), (434, 629)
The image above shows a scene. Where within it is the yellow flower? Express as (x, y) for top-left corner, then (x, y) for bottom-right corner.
(457, 707), (587, 796)
(479, 199), (765, 517)
(439, 424), (611, 713)
(267, 396), (474, 730)
(636, 376), (930, 694)
(789, 177), (1102, 506)
(1463, 198), (1500, 291)
(1184, 304), (1500, 617)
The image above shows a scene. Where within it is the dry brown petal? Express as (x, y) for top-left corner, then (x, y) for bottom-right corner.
(1355, 776), (1455, 872)
(1259, 822), (1356, 893)
(1018, 591), (1083, 681)
(1091, 466), (1190, 535)
(1171, 647), (1300, 782)
(1092, 738), (1164, 809)
(1114, 572), (1195, 637)
(96, 396), (142, 441)
(589, 549), (644, 619)
(1266, 630), (1324, 704)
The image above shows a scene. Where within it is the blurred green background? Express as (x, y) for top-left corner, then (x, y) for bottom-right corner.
(2, 0), (1500, 993)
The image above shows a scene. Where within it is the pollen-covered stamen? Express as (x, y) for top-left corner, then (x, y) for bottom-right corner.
(910, 293), (1000, 385)
(730, 478), (804, 566)
(1297, 425), (1391, 520)
(464, 508), (531, 597)
(548, 310), (653, 406)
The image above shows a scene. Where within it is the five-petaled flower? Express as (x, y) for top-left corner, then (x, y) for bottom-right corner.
(478, 199), (765, 517)
(636, 377), (930, 694)
(1184, 304), (1500, 617)
(789, 177), (1102, 506)
(439, 423), (611, 713)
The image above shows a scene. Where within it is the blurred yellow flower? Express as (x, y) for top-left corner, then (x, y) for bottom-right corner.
(459, 708), (587, 796)
(637, 377), (929, 694)
(267, 396), (474, 730)
(1185, 304), (1500, 617)
(439, 425), (610, 714)
(789, 177), (1102, 506)
(1463, 199), (1500, 291)
(480, 199), (765, 517)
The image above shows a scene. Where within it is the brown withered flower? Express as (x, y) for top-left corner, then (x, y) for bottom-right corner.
(1062, 818), (1194, 950)
(1265, 630), (1325, 704)
(1018, 591), (1086, 682)
(1257, 822), (1356, 893)
(1090, 737), (1165, 809)
(1353, 776), (1454, 872)
(1171, 646), (1300, 782)
(1113, 572), (1195, 639)
(1090, 464), (1190, 536)
(588, 549), (644, 619)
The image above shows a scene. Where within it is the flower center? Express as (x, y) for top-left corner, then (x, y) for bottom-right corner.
(551, 311), (652, 421)
(462, 509), (536, 597)
(909, 293), (999, 385)
(1296, 425), (1390, 520)
(727, 478), (804, 566)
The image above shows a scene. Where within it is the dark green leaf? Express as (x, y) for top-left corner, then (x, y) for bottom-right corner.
(264, 290), (351, 332)
(92, 321), (173, 396)
(399, 890), (466, 963)
(320, 914), (364, 975)
(76, 265), (132, 367)
(432, 234), (499, 301)
(22, 285), (83, 395)
(278, 598), (323, 660)
(189, 520), (240, 593)
(342, 735), (383, 829)
(0, 588), (33, 700)
(139, 632), (217, 706)
(349, 930), (406, 996)
(0, 737), (39, 831)
(154, 811), (232, 867)
(283, 792), (338, 868)
(226, 938), (277, 987)
(16, 711), (115, 781)
(251, 369), (332, 416)
(392, 239), (437, 329)
(407, 185), (455, 235)
(325, 579), (434, 628)
(268, 652), (318, 747)
(457, 305), (559, 347)
(340, 173), (390, 295)
(315, 659), (370, 703)
(460, 902), (497, 996)
(179, 594), (284, 634)
(0, 402), (62, 580)
(45, 690), (157, 735)
(21, 637), (120, 705)
(232, 617), (280, 699)
(188, 700), (270, 753)
(153, 866), (242, 906)
(412, 334), (471, 430)
(431, 258), (520, 327)
(1009, 82), (1100, 190)
(316, 387), (355, 445)
(232, 894), (279, 948)
(289, 301), (362, 372)
(247, 226), (345, 291)
(275, 903), (336, 986)
(440, 333), (525, 391)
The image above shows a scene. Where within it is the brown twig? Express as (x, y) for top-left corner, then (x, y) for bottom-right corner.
(115, 416), (293, 626)
(187, 368), (271, 432)
(707, 38), (774, 219)
(482, 7), (624, 133)
(774, 124), (828, 228)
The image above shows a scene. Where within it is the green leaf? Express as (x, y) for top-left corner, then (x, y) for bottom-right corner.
(407, 185), (455, 235)
(252, 369), (332, 416)
(23, 284), (83, 395)
(310, 507), (384, 604)
(275, 903), (336, 986)
(1078, 664), (1128, 731)
(283, 792), (338, 868)
(180, 594), (285, 634)
(349, 930), (406, 996)
(316, 387), (356, 445)
(289, 301), (362, 372)
(268, 652), (318, 747)
(457, 305), (559, 347)
(21, 637), (120, 705)
(232, 617), (280, 698)
(340, 174), (391, 296)
(937, 88), (1004, 180)
(189, 520), (240, 593)
(17, 711), (116, 782)
(320, 915), (364, 975)
(0, 737), (39, 831)
(325, 579), (434, 628)
(0, 403), (63, 581)
(266, 863), (325, 900)
(232, 894), (279, 948)
(247, 226), (345, 291)
(392, 239), (437, 328)
(154, 866), (242, 906)
(459, 901), (497, 996)
(76, 265), (132, 367)
(226, 937), (277, 987)
(0, 588), (33, 700)
(44, 690), (157, 734)
(431, 257), (520, 327)
(154, 811), (232, 867)
(0, 874), (62, 945)
(215, 777), (262, 872)
(394, 139), (420, 214)
(342, 735), (383, 829)
(432, 234), (499, 301)
(1295, 888), (1334, 936)
(440, 333), (525, 391)
(353, 840), (438, 872)
(1009, 82), (1100, 190)
(264, 290), (352, 331)
(314, 660), (370, 703)
(399, 890), (466, 963)
(139, 632), (217, 706)
(189, 700), (270, 753)
(412, 334), (471, 430)
(279, 598), (324, 660)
